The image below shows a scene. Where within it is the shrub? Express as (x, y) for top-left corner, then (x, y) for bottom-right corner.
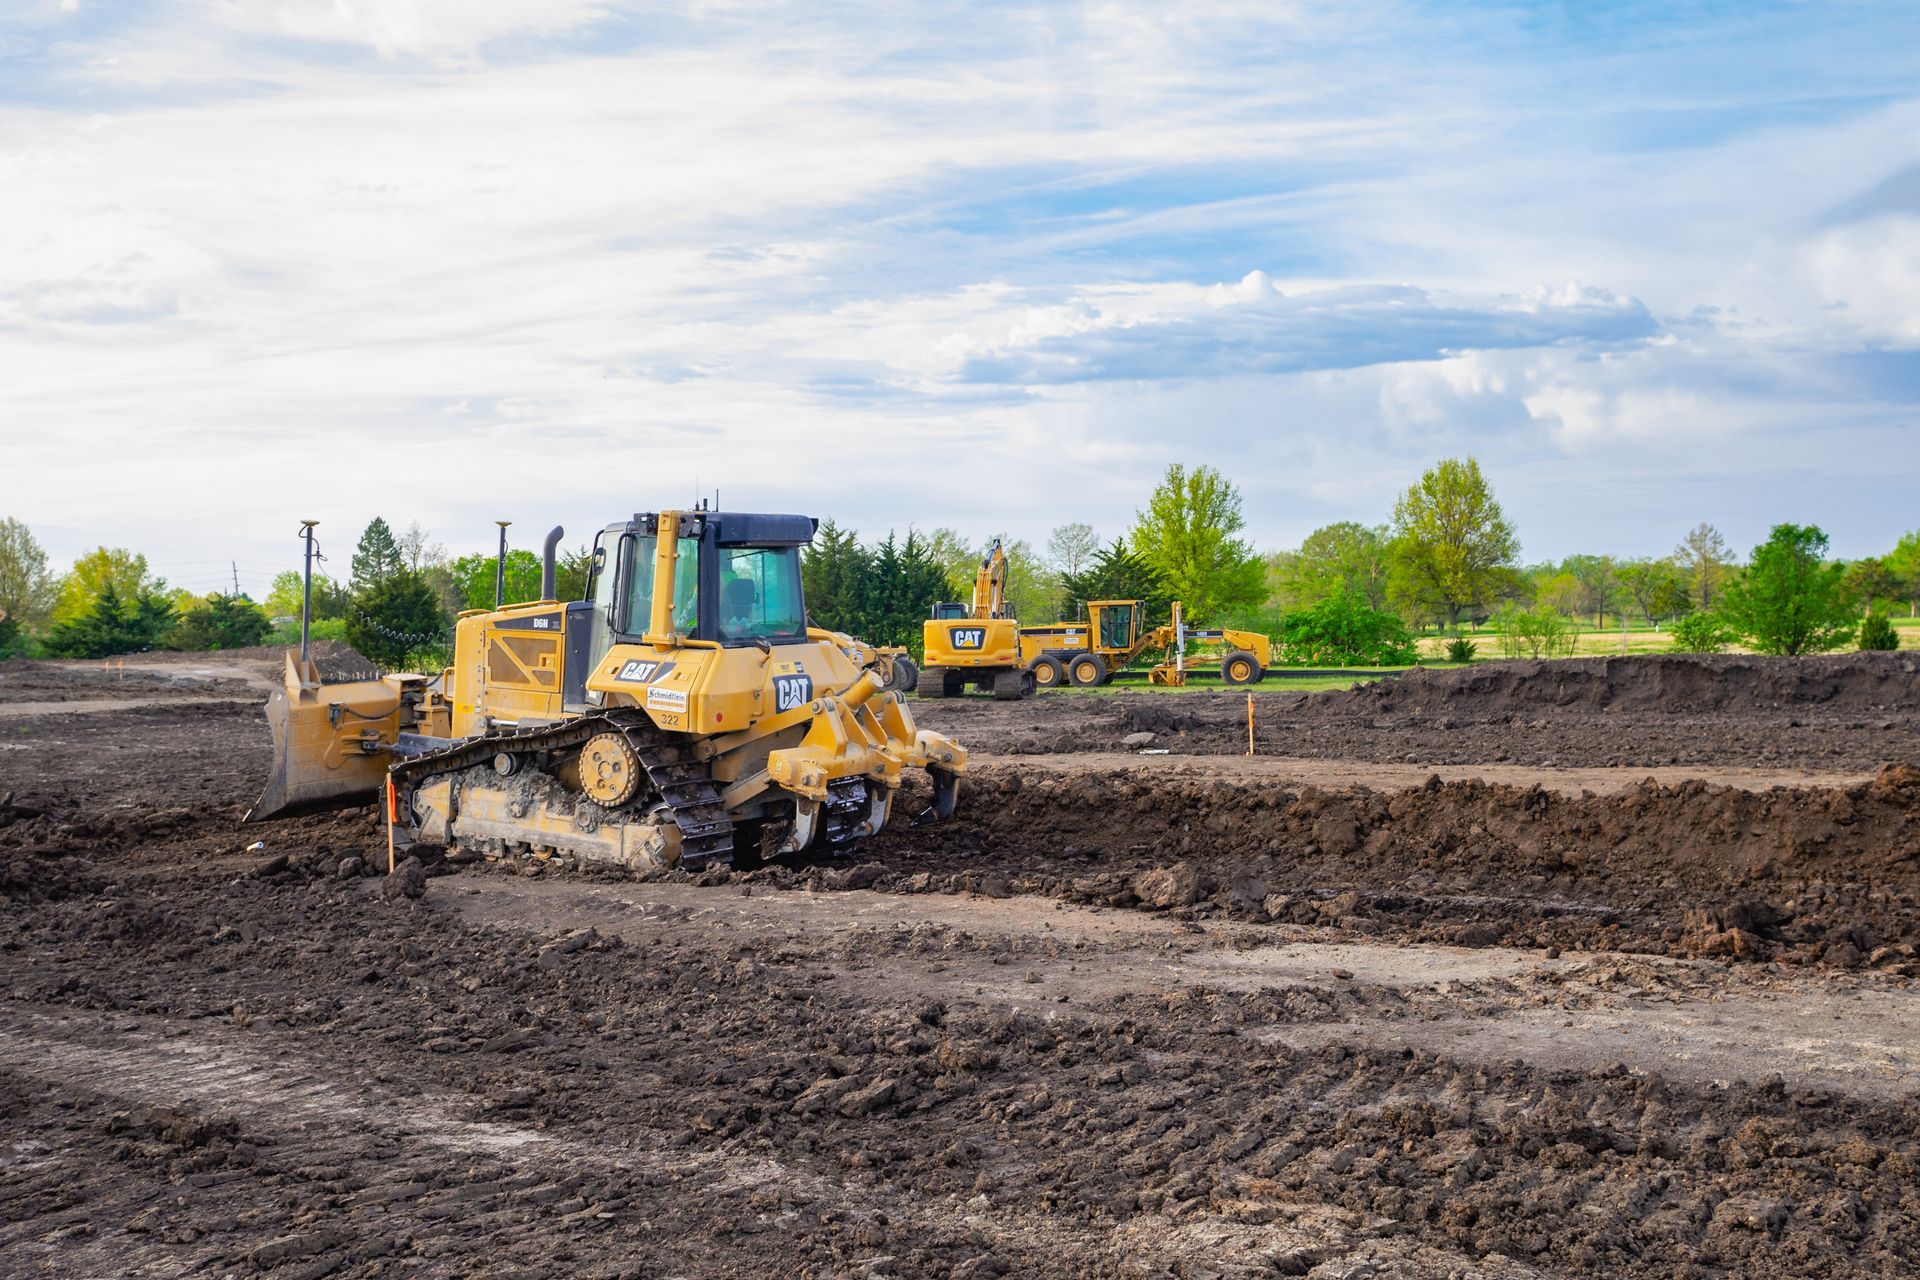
(170, 592), (270, 652)
(1859, 613), (1899, 652)
(1492, 604), (1576, 659)
(1278, 591), (1418, 666)
(1444, 637), (1477, 664)
(1669, 611), (1736, 654)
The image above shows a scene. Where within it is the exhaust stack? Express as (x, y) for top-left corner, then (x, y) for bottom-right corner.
(540, 525), (565, 600)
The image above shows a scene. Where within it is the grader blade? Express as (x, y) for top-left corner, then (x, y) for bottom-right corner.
(244, 652), (405, 823)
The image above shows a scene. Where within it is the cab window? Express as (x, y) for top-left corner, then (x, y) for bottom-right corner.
(717, 546), (806, 643)
(622, 535), (700, 636)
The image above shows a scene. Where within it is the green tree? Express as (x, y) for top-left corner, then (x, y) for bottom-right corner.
(555, 545), (593, 602)
(1858, 614), (1899, 652)
(1668, 611), (1736, 654)
(1561, 554), (1619, 627)
(852, 531), (951, 655)
(1387, 457), (1520, 627)
(1534, 569), (1582, 616)
(1130, 463), (1265, 621)
(264, 569), (350, 622)
(448, 550), (543, 610)
(1841, 557), (1899, 617)
(349, 517), (404, 593)
(171, 593), (271, 651)
(50, 547), (165, 627)
(1492, 603), (1577, 659)
(346, 570), (449, 669)
(1718, 524), (1856, 656)
(1277, 522), (1392, 610)
(0, 517), (57, 652)
(1886, 531), (1920, 617)
(924, 530), (1059, 623)
(801, 519), (869, 634)
(1675, 523), (1733, 610)
(1046, 523), (1099, 580)
(1061, 540), (1170, 623)
(1617, 558), (1692, 625)
(1277, 591), (1418, 667)
(44, 581), (175, 658)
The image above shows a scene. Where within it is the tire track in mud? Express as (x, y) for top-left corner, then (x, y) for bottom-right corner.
(0, 1004), (1241, 1278)
(451, 875), (1920, 1101)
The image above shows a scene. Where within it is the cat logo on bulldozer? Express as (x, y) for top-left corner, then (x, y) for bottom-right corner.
(773, 673), (813, 712)
(615, 659), (675, 683)
(951, 627), (987, 649)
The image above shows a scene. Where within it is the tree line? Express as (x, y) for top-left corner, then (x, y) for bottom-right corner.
(4, 471), (1912, 666)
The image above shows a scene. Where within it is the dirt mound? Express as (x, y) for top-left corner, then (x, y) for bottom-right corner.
(873, 762), (1920, 966)
(913, 652), (1920, 768)
(1341, 651), (1920, 718)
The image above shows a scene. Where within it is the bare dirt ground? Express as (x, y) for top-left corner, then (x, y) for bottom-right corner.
(2, 650), (1918, 1278)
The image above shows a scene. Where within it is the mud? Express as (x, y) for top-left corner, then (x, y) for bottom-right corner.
(1, 650), (1918, 1276)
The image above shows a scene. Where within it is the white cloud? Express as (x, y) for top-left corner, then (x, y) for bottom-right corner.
(0, 0), (1915, 575)
(206, 0), (611, 62)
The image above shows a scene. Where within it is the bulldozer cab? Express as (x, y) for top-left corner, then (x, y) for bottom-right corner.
(587, 511), (814, 658)
(929, 602), (969, 620)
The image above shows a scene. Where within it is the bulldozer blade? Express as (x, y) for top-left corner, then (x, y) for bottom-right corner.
(244, 654), (404, 823)
(911, 765), (960, 827)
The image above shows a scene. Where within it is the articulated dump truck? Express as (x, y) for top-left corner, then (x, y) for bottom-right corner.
(247, 509), (966, 870)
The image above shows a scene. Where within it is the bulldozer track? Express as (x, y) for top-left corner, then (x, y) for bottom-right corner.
(389, 709), (736, 868)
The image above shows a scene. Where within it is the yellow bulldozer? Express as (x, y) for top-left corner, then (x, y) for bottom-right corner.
(247, 508), (966, 869)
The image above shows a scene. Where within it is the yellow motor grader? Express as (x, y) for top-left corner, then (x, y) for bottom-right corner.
(246, 508), (966, 869)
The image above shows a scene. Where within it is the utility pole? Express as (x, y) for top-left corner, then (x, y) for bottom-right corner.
(299, 521), (319, 667)
(494, 521), (512, 610)
(231, 561), (241, 596)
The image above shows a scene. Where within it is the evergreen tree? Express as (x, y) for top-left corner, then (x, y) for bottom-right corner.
(350, 517), (404, 593)
(44, 581), (175, 658)
(1061, 540), (1170, 623)
(171, 593), (271, 651)
(801, 519), (867, 634)
(346, 569), (449, 669)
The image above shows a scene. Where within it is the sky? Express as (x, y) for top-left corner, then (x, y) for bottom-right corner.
(2, 0), (1917, 598)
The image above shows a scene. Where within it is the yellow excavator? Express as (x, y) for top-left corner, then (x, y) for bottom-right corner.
(247, 508), (966, 869)
(918, 539), (1033, 700)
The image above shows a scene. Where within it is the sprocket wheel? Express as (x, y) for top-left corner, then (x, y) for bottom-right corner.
(579, 732), (643, 807)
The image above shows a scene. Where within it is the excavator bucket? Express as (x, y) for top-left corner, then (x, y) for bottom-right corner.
(245, 652), (406, 823)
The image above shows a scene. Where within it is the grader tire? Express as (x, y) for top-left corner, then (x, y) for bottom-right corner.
(1221, 650), (1263, 685)
(1030, 655), (1068, 689)
(1068, 654), (1109, 687)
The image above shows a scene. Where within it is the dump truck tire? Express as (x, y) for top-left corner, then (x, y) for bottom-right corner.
(1068, 653), (1108, 687)
(1030, 655), (1067, 688)
(1221, 650), (1262, 685)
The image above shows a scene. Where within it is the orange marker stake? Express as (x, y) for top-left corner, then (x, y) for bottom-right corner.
(1246, 692), (1255, 756)
(385, 776), (398, 874)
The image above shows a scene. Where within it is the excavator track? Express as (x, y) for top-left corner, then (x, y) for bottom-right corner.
(389, 709), (735, 869)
